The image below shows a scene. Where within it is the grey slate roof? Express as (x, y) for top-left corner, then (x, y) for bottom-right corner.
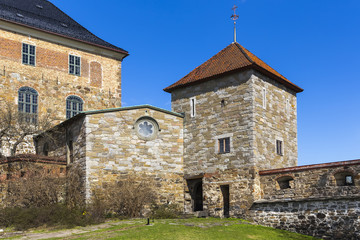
(0, 0), (128, 54)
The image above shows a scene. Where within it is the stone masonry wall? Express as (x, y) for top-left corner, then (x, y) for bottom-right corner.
(259, 160), (360, 200)
(171, 69), (298, 217)
(35, 116), (88, 203)
(249, 160), (360, 239)
(84, 107), (184, 205)
(250, 198), (360, 240)
(0, 155), (66, 206)
(252, 72), (298, 170)
(171, 70), (257, 216)
(0, 28), (122, 155)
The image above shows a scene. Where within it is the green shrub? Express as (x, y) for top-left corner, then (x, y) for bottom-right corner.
(150, 203), (181, 219)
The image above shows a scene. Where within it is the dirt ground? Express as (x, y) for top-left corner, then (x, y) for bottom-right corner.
(0, 220), (142, 240)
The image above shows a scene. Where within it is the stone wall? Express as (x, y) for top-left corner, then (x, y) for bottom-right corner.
(170, 69), (298, 217)
(252, 72), (298, 170)
(249, 160), (360, 239)
(259, 159), (360, 200)
(36, 106), (185, 206)
(0, 28), (123, 155)
(250, 198), (360, 240)
(84, 107), (184, 205)
(0, 155), (66, 206)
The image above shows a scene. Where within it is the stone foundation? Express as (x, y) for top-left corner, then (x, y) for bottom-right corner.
(250, 197), (360, 240)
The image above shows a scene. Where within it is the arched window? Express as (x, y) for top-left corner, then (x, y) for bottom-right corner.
(66, 95), (83, 119)
(18, 86), (38, 123)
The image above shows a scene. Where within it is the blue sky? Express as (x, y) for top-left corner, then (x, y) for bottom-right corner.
(51, 0), (360, 166)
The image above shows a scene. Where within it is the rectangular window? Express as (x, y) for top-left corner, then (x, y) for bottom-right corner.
(262, 88), (267, 109)
(286, 99), (290, 113)
(219, 137), (230, 153)
(276, 140), (283, 156)
(69, 55), (81, 76)
(22, 43), (36, 66)
(190, 97), (196, 117)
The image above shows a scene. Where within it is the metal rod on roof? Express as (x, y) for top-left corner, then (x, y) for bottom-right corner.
(231, 5), (239, 43)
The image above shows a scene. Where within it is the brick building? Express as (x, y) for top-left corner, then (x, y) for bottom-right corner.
(1, 1), (360, 239)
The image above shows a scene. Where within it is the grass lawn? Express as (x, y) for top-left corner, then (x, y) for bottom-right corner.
(38, 218), (319, 240)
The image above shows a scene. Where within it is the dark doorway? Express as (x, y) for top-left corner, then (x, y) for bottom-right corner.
(193, 181), (203, 211)
(221, 185), (230, 217)
(187, 178), (203, 212)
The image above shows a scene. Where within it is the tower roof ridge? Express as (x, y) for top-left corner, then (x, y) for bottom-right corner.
(164, 42), (303, 93)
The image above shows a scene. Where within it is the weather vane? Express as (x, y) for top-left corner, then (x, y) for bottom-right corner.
(231, 5), (239, 43)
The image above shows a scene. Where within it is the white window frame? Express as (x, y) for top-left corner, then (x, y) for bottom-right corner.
(190, 97), (196, 117)
(262, 88), (267, 109)
(69, 54), (81, 76)
(22, 43), (36, 66)
(276, 139), (283, 156)
(286, 99), (290, 113)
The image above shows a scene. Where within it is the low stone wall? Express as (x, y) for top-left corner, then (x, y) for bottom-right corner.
(252, 160), (360, 239)
(0, 154), (66, 206)
(250, 197), (360, 240)
(259, 159), (360, 200)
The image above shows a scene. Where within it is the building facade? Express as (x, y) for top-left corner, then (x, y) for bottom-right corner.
(0, 0), (128, 155)
(1, 1), (359, 239)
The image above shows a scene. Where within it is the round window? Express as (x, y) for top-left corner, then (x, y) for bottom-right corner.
(135, 117), (159, 140)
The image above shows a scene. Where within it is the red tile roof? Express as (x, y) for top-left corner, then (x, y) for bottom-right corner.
(164, 42), (303, 93)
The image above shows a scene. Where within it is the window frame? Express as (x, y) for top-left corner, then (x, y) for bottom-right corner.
(18, 86), (38, 123)
(190, 97), (196, 118)
(69, 54), (81, 76)
(262, 88), (267, 109)
(22, 43), (36, 66)
(66, 95), (83, 119)
(218, 137), (230, 154)
(276, 140), (283, 156)
(286, 98), (290, 113)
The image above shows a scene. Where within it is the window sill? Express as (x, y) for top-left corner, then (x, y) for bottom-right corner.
(69, 73), (81, 77)
(22, 63), (36, 67)
(218, 152), (230, 155)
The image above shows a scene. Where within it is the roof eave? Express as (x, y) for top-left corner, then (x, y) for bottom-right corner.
(164, 65), (303, 93)
(251, 64), (303, 93)
(0, 18), (129, 60)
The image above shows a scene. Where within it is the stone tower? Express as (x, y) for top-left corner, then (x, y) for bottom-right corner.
(164, 42), (303, 217)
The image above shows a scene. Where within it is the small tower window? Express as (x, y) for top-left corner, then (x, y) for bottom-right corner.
(286, 99), (290, 113)
(262, 88), (267, 109)
(22, 43), (36, 66)
(66, 95), (83, 119)
(69, 55), (81, 76)
(190, 97), (196, 117)
(276, 140), (283, 156)
(218, 137), (230, 154)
